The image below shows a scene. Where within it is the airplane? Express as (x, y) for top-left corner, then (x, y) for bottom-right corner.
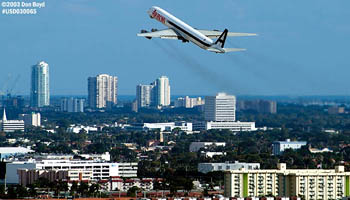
(137, 6), (257, 53)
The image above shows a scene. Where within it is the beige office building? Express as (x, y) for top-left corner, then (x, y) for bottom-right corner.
(224, 163), (350, 200)
(205, 93), (236, 122)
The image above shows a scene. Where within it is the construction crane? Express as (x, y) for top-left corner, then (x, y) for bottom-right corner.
(0, 74), (11, 97)
(6, 74), (21, 97)
(0, 74), (21, 106)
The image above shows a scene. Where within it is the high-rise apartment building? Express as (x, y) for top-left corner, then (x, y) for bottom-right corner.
(205, 93), (236, 122)
(136, 84), (154, 108)
(135, 76), (170, 108)
(174, 96), (204, 108)
(30, 61), (49, 107)
(61, 98), (85, 112)
(237, 100), (277, 114)
(88, 74), (118, 109)
(154, 76), (170, 107)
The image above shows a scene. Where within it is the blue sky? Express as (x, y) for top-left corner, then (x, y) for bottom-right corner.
(1, 0), (349, 96)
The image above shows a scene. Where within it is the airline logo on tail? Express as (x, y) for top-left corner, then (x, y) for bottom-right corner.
(151, 10), (166, 24)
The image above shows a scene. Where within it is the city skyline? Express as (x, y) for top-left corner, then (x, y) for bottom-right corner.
(2, 1), (350, 199)
(1, 1), (350, 96)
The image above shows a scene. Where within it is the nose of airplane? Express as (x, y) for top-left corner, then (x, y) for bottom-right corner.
(147, 7), (155, 18)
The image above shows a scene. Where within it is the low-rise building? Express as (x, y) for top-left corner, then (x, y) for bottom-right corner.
(205, 121), (256, 131)
(4, 158), (138, 184)
(67, 125), (98, 133)
(1, 109), (24, 132)
(201, 152), (226, 158)
(106, 177), (155, 191)
(309, 147), (333, 154)
(224, 163), (350, 200)
(127, 121), (192, 132)
(17, 169), (93, 186)
(328, 106), (345, 114)
(193, 121), (256, 132)
(18, 112), (41, 127)
(198, 161), (260, 174)
(0, 147), (34, 159)
(272, 139), (307, 155)
(189, 142), (226, 152)
(79, 152), (111, 161)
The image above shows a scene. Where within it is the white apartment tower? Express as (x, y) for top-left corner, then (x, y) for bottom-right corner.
(205, 93), (236, 122)
(136, 76), (170, 108)
(136, 84), (154, 108)
(155, 76), (170, 107)
(30, 61), (49, 107)
(61, 98), (85, 112)
(88, 74), (118, 109)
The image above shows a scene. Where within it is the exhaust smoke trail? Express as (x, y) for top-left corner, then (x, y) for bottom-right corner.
(151, 40), (252, 95)
(225, 40), (329, 94)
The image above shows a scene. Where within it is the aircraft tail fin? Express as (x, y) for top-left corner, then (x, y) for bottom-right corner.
(214, 29), (228, 48)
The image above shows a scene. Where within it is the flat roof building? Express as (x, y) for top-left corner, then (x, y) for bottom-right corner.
(198, 161), (260, 174)
(4, 159), (138, 184)
(205, 93), (236, 122)
(189, 142), (226, 152)
(224, 163), (350, 200)
(88, 74), (118, 109)
(0, 147), (34, 159)
(18, 112), (41, 127)
(272, 139), (307, 155)
(0, 109), (24, 132)
(200, 93), (256, 131)
(30, 61), (50, 107)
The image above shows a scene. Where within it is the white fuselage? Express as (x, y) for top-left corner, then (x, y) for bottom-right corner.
(148, 6), (222, 51)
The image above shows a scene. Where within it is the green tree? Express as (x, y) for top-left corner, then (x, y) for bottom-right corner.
(78, 181), (89, 197)
(88, 183), (100, 196)
(127, 186), (140, 197)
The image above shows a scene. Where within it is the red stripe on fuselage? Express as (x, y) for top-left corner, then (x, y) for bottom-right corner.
(152, 10), (166, 24)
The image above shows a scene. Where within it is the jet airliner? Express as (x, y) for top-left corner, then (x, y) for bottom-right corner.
(137, 6), (257, 53)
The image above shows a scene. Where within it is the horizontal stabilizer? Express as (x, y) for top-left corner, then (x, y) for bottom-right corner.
(223, 48), (246, 53)
(197, 29), (257, 38)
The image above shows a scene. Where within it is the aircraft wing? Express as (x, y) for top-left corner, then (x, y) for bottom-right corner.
(137, 29), (179, 39)
(197, 29), (257, 38)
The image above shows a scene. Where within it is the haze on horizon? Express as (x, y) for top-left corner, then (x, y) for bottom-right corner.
(0, 0), (349, 96)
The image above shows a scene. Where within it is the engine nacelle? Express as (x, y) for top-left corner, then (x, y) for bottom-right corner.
(178, 36), (189, 43)
(140, 30), (152, 39)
